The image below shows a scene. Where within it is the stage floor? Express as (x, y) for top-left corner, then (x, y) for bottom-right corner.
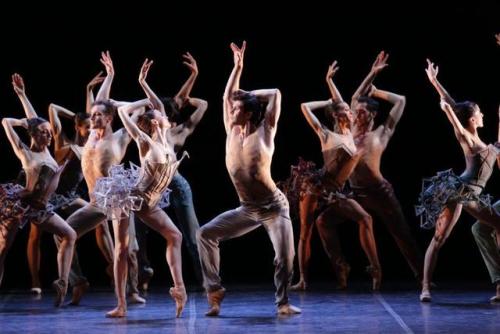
(1, 284), (499, 333)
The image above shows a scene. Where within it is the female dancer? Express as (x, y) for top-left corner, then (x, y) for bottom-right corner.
(418, 60), (500, 301)
(1, 76), (76, 306)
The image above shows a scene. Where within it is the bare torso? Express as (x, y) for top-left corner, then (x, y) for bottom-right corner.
(350, 127), (386, 187)
(82, 129), (129, 201)
(225, 124), (276, 202)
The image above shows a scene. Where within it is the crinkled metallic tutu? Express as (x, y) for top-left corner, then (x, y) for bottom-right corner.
(93, 163), (171, 219)
(415, 169), (494, 229)
(0, 183), (54, 228)
(279, 157), (353, 217)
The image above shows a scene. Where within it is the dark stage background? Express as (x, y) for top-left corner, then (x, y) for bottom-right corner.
(0, 2), (499, 289)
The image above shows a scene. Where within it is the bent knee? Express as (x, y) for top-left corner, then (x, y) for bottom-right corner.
(167, 230), (182, 246)
(62, 229), (77, 245)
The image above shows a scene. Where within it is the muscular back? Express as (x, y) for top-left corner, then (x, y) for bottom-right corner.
(225, 123), (276, 202)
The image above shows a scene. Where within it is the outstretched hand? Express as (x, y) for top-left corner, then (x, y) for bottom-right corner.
(371, 51), (389, 73)
(182, 52), (198, 75)
(326, 61), (339, 80)
(100, 50), (114, 76)
(11, 73), (25, 95)
(87, 71), (105, 89)
(496, 33), (500, 46)
(425, 59), (439, 83)
(230, 41), (246, 67)
(139, 58), (154, 83)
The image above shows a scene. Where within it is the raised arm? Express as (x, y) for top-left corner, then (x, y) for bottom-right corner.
(370, 86), (406, 140)
(325, 61), (344, 103)
(138, 58), (166, 116)
(301, 99), (331, 140)
(496, 33), (500, 46)
(169, 97), (208, 148)
(95, 51), (114, 101)
(86, 71), (105, 114)
(116, 99), (150, 141)
(2, 117), (28, 159)
(174, 52), (199, 109)
(223, 41), (246, 132)
(251, 89), (281, 128)
(351, 51), (389, 105)
(48, 103), (75, 138)
(440, 100), (473, 148)
(425, 59), (456, 107)
(12, 73), (37, 119)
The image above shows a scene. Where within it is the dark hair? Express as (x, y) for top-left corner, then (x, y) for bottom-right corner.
(453, 101), (478, 126)
(232, 91), (265, 126)
(27, 117), (48, 137)
(160, 97), (182, 124)
(357, 96), (379, 113)
(92, 100), (116, 118)
(324, 101), (347, 124)
(75, 112), (90, 126)
(136, 110), (157, 136)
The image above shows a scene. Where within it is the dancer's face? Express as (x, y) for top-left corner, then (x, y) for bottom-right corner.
(75, 119), (91, 138)
(470, 106), (484, 128)
(354, 102), (375, 127)
(153, 110), (171, 129)
(33, 122), (52, 147)
(333, 102), (354, 127)
(231, 100), (252, 125)
(90, 105), (112, 129)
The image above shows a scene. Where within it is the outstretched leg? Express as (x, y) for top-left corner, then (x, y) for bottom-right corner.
(107, 211), (130, 318)
(421, 203), (462, 302)
(197, 207), (260, 316)
(261, 191), (301, 315)
(137, 206), (185, 317)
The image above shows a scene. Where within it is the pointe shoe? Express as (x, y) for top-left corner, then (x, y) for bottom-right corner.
(205, 287), (225, 317)
(335, 261), (351, 290)
(70, 280), (89, 306)
(290, 280), (307, 291)
(106, 306), (127, 318)
(420, 290), (432, 302)
(169, 286), (187, 318)
(129, 293), (146, 304)
(277, 303), (302, 315)
(490, 295), (500, 303)
(30, 287), (42, 295)
(52, 279), (68, 307)
(366, 266), (382, 291)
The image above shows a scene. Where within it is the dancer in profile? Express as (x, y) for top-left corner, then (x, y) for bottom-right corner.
(1, 74), (76, 306)
(197, 41), (300, 316)
(418, 59), (500, 302)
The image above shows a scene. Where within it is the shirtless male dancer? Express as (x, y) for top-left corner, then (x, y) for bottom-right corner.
(197, 41), (300, 316)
